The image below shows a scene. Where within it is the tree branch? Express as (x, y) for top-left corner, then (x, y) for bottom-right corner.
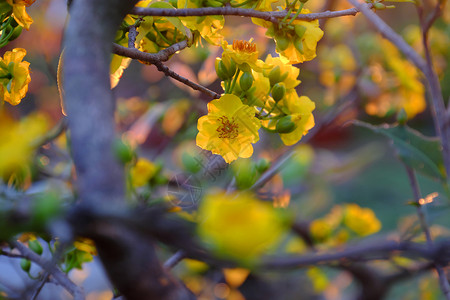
(130, 5), (373, 22)
(10, 241), (85, 300)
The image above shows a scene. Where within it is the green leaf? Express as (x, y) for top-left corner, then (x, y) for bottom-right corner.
(353, 120), (446, 181)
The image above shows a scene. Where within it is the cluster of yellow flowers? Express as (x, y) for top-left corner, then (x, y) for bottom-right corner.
(197, 39), (317, 163)
(0, 110), (48, 181)
(309, 203), (382, 246)
(0, 48), (31, 105)
(197, 191), (287, 262)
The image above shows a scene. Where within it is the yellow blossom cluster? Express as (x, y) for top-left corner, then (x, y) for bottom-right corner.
(197, 190), (287, 261)
(197, 39), (316, 162)
(310, 203), (381, 246)
(0, 110), (48, 181)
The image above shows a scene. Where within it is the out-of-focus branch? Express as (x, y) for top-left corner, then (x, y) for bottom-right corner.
(130, 5), (373, 22)
(63, 1), (198, 299)
(260, 239), (450, 269)
(10, 241), (85, 300)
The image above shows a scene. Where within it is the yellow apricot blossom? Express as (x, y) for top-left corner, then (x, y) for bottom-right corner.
(196, 94), (260, 163)
(130, 158), (158, 188)
(222, 40), (267, 72)
(6, 0), (35, 30)
(197, 191), (286, 261)
(264, 54), (300, 89)
(279, 90), (315, 146)
(0, 110), (48, 180)
(0, 48), (31, 106)
(343, 204), (381, 236)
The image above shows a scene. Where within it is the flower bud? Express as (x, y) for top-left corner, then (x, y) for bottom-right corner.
(113, 138), (135, 164)
(268, 65), (281, 86)
(215, 59), (229, 80)
(373, 2), (386, 9)
(28, 240), (43, 255)
(232, 159), (258, 190)
(271, 82), (286, 102)
(276, 35), (290, 51)
(256, 158), (271, 173)
(293, 38), (304, 54)
(276, 115), (297, 133)
(294, 25), (307, 39)
(239, 71), (254, 91)
(181, 151), (202, 174)
(20, 259), (31, 272)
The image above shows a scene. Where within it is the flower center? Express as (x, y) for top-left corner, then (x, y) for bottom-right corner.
(217, 116), (239, 139)
(232, 40), (256, 53)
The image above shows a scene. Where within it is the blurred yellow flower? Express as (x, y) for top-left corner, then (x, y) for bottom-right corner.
(0, 111), (48, 180)
(343, 204), (381, 236)
(130, 158), (157, 188)
(0, 48), (31, 106)
(197, 191), (286, 261)
(6, 0), (35, 30)
(279, 91), (315, 146)
(196, 94), (260, 163)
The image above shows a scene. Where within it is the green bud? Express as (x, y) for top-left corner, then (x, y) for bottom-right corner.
(232, 159), (258, 190)
(271, 82), (286, 102)
(28, 240), (43, 255)
(268, 66), (281, 86)
(373, 2), (386, 9)
(206, 0), (223, 7)
(181, 152), (202, 174)
(0, 2), (12, 15)
(215, 59), (229, 80)
(256, 158), (271, 173)
(113, 138), (135, 164)
(276, 35), (290, 51)
(20, 259), (31, 272)
(293, 38), (304, 54)
(8, 25), (22, 42)
(223, 56), (237, 78)
(397, 108), (407, 125)
(294, 25), (307, 39)
(239, 72), (254, 91)
(276, 115), (297, 133)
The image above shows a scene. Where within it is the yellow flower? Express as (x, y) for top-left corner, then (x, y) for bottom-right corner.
(197, 191), (286, 261)
(267, 9), (324, 64)
(0, 48), (31, 106)
(264, 54), (300, 89)
(222, 40), (267, 72)
(178, 0), (224, 45)
(6, 0), (35, 30)
(196, 94), (260, 163)
(279, 90), (315, 146)
(343, 204), (381, 236)
(130, 158), (158, 188)
(0, 111), (48, 180)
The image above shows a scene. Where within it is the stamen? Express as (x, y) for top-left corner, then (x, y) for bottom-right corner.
(216, 116), (239, 139)
(232, 40), (257, 53)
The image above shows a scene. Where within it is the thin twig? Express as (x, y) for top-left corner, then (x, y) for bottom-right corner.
(32, 118), (67, 148)
(153, 60), (221, 99)
(10, 241), (85, 300)
(30, 273), (51, 300)
(128, 25), (137, 49)
(404, 165), (450, 299)
(130, 5), (373, 23)
(164, 250), (186, 269)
